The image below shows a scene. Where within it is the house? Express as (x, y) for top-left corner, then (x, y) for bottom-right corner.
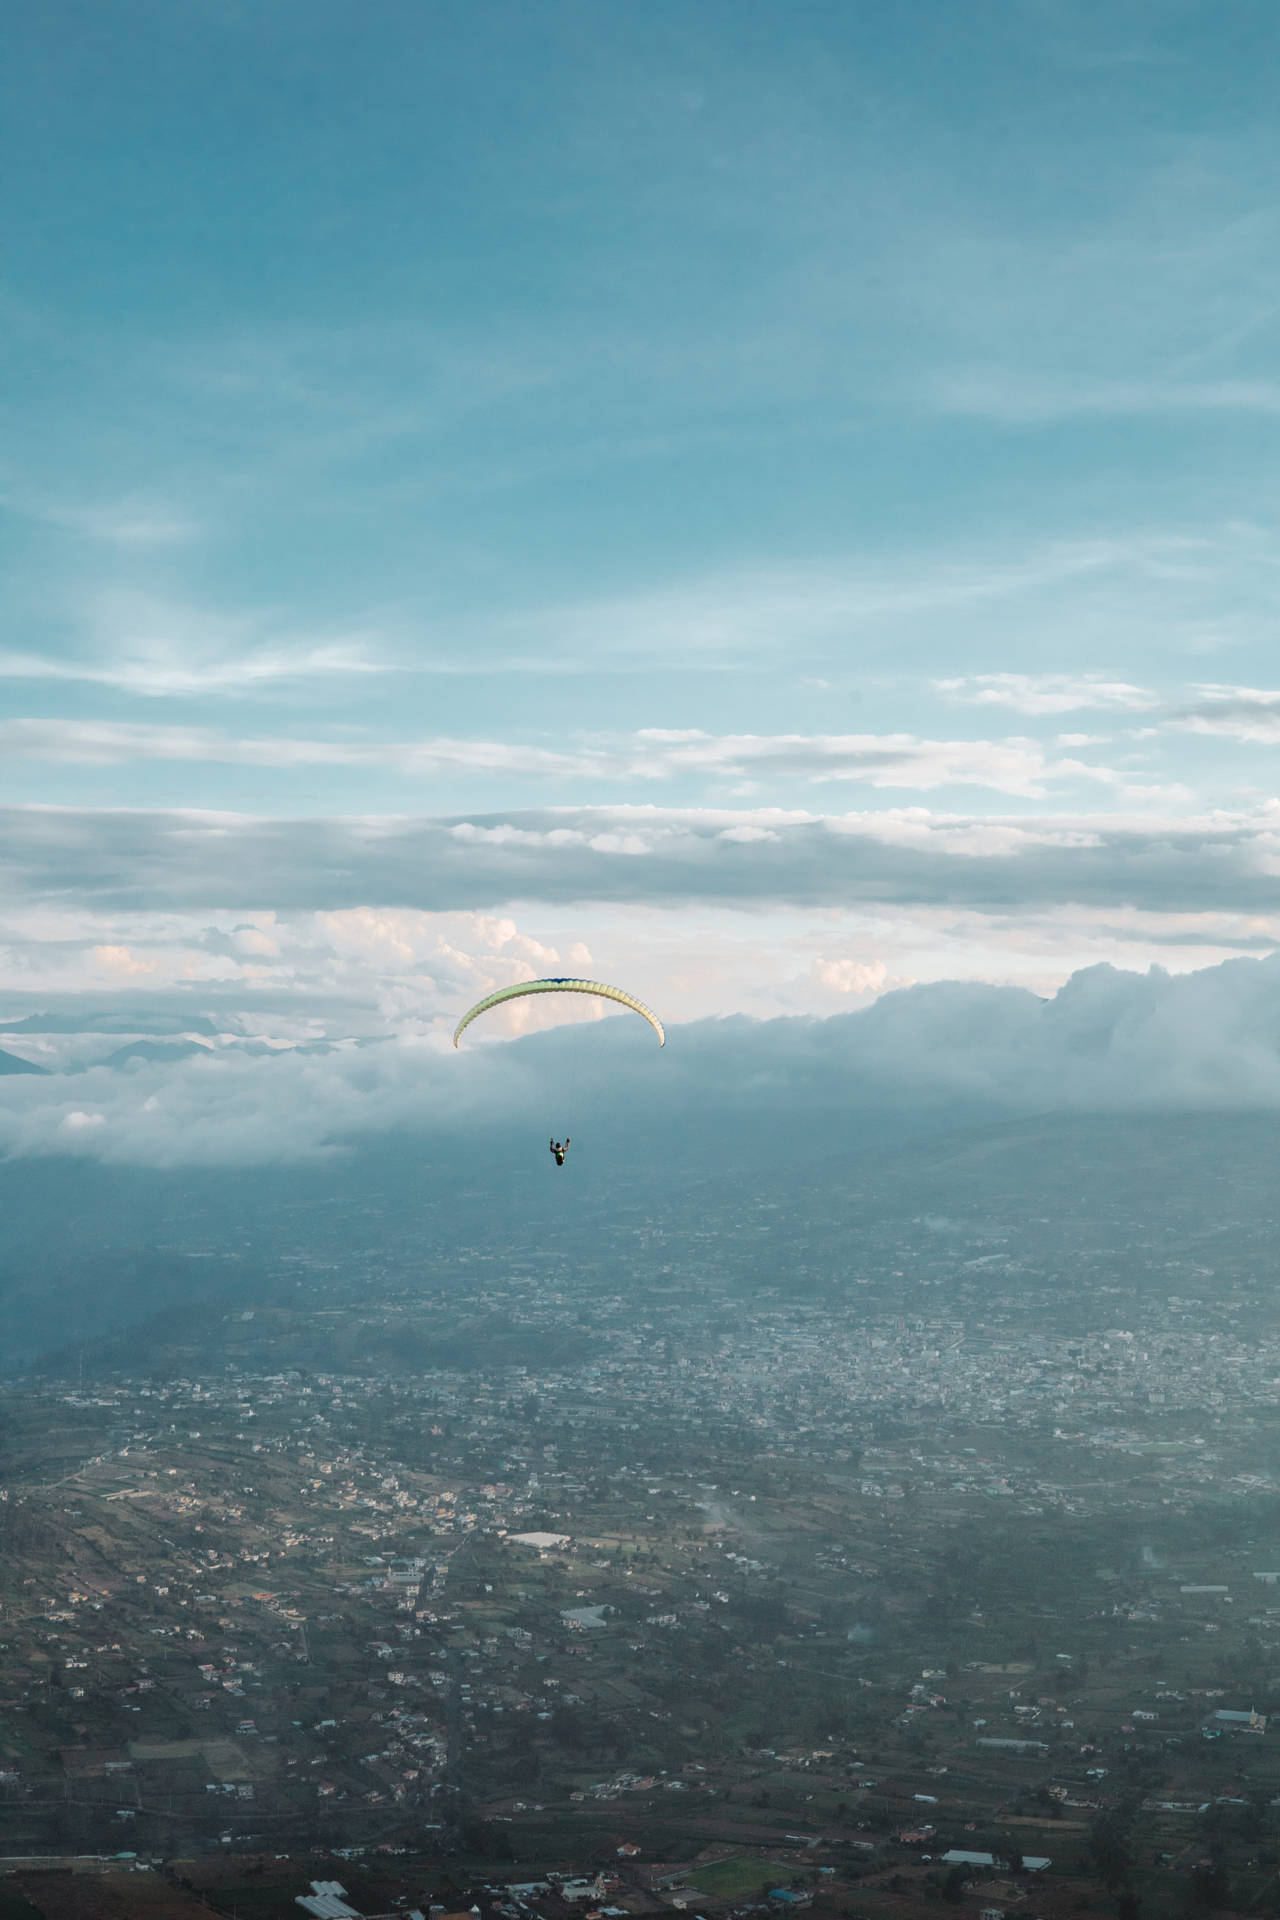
(295, 1882), (360, 1920)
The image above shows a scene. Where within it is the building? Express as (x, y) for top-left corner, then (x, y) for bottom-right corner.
(1212, 1708), (1267, 1733)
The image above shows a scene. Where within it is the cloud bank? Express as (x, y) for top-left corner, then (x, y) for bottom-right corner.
(5, 801), (1280, 919)
(5, 954), (1280, 1169)
(0, 721), (1156, 800)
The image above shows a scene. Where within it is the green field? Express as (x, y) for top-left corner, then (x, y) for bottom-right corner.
(687, 1857), (797, 1899)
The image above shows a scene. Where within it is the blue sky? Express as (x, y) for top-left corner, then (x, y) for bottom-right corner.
(6, 0), (1280, 1063)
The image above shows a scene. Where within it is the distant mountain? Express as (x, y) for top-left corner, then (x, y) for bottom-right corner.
(2, 1247), (258, 1371)
(0, 1047), (47, 1075)
(90, 1039), (344, 1069)
(96, 1040), (214, 1071)
(0, 1010), (220, 1036)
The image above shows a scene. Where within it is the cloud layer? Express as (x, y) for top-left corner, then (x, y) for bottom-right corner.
(0, 719), (1162, 800)
(6, 953), (1280, 1169)
(5, 801), (1280, 918)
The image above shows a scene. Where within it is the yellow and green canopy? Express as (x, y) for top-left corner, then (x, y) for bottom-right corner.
(453, 977), (665, 1048)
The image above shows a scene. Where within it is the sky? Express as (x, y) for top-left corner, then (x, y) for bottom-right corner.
(7, 0), (1280, 1154)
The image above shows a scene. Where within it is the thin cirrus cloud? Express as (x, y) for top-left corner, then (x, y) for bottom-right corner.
(2, 488), (202, 548)
(7, 525), (1273, 701)
(0, 643), (389, 699)
(930, 373), (1280, 426)
(500, 533), (1235, 673)
(6, 542), (1153, 693)
(0, 588), (391, 697)
(0, 719), (1142, 799)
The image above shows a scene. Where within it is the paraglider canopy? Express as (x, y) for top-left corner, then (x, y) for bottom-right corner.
(452, 977), (665, 1048)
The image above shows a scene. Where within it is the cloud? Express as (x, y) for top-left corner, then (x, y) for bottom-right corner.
(0, 720), (1145, 799)
(5, 524), (1269, 721)
(503, 537), (1189, 672)
(5, 890), (1275, 1076)
(1170, 686), (1280, 744)
(3, 490), (201, 548)
(0, 644), (386, 699)
(4, 953), (1280, 1167)
(931, 374), (1280, 425)
(5, 801), (1280, 922)
(0, 903), (628, 1071)
(620, 731), (1071, 795)
(0, 590), (389, 697)
(936, 673), (1156, 716)
(811, 957), (898, 995)
(941, 677), (1280, 750)
(92, 944), (155, 976)
(232, 924), (280, 958)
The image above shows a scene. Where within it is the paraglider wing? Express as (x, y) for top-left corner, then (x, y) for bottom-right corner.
(452, 977), (665, 1048)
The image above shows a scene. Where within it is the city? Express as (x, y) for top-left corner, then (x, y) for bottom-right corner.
(2, 1114), (1279, 1916)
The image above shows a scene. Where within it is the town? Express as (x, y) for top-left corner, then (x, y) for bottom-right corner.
(3, 1119), (1280, 1919)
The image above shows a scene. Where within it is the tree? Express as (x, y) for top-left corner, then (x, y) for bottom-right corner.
(1090, 1808), (1134, 1891)
(1187, 1853), (1230, 1914)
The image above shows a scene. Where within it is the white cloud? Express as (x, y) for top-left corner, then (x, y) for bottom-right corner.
(3, 892), (1279, 1085)
(0, 643), (386, 698)
(92, 943), (155, 976)
(1170, 686), (1280, 744)
(621, 731), (1062, 794)
(812, 957), (897, 995)
(6, 800), (1280, 929)
(0, 589), (390, 698)
(5, 953), (1280, 1167)
(936, 673), (1156, 715)
(232, 925), (280, 958)
(0, 719), (1148, 800)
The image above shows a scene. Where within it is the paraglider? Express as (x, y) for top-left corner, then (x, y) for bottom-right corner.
(452, 977), (665, 1049)
(452, 977), (665, 1167)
